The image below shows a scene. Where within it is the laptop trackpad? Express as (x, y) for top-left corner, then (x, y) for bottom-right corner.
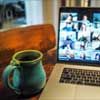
(75, 85), (100, 100)
(39, 83), (77, 100)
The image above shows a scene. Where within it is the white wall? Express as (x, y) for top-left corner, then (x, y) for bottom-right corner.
(43, 0), (61, 34)
(52, 0), (61, 34)
(23, 0), (61, 33)
(43, 0), (53, 24)
(25, 0), (43, 25)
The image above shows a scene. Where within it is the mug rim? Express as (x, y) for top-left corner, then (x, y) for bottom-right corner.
(12, 50), (43, 63)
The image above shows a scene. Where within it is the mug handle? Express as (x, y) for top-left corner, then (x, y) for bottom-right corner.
(2, 65), (20, 93)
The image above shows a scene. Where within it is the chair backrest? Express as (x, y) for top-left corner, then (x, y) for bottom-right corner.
(0, 24), (56, 68)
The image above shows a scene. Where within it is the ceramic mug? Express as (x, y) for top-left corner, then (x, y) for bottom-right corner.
(2, 50), (46, 95)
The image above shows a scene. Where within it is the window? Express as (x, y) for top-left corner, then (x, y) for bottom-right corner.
(0, 0), (26, 30)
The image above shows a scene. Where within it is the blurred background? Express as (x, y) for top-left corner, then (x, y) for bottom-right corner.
(0, 0), (99, 33)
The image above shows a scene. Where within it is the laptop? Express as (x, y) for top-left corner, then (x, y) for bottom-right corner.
(39, 7), (100, 100)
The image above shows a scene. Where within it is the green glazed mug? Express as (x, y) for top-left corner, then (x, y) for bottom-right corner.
(2, 50), (46, 95)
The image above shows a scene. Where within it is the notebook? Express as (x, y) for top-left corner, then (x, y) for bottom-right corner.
(39, 7), (100, 100)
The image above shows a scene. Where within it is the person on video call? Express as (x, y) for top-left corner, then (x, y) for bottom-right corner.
(63, 14), (74, 31)
(78, 23), (90, 50)
(61, 36), (75, 50)
(95, 53), (100, 61)
(80, 15), (91, 32)
(82, 15), (90, 25)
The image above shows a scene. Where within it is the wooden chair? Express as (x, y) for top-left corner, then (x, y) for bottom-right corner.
(0, 24), (56, 79)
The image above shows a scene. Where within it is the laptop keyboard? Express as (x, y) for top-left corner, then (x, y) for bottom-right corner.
(60, 68), (100, 86)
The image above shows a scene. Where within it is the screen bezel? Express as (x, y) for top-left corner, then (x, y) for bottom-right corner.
(57, 7), (100, 66)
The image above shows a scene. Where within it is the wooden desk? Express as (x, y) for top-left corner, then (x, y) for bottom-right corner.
(0, 49), (56, 100)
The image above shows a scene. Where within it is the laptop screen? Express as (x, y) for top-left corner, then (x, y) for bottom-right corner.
(58, 7), (100, 65)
